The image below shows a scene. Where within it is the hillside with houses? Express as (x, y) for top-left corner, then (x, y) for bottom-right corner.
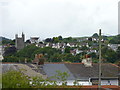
(1, 33), (120, 64)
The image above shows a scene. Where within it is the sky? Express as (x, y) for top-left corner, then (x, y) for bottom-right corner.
(0, 0), (119, 40)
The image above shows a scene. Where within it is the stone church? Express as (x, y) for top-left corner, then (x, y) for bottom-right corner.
(15, 32), (25, 50)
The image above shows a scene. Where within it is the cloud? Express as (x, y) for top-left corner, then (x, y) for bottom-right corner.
(1, 0), (119, 40)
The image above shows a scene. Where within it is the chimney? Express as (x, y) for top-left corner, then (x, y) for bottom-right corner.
(38, 54), (44, 65)
(82, 54), (92, 67)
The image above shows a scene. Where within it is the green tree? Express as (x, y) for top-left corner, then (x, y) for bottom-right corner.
(3, 56), (19, 62)
(89, 52), (97, 59)
(16, 44), (39, 59)
(102, 46), (117, 63)
(64, 46), (71, 53)
(58, 36), (62, 40)
(2, 70), (30, 88)
(4, 46), (17, 56)
(92, 33), (99, 38)
(80, 46), (89, 51)
(53, 37), (59, 43)
(50, 53), (62, 62)
(32, 47), (62, 62)
(62, 53), (75, 62)
(116, 46), (120, 61)
(109, 34), (120, 44)
(54, 70), (69, 86)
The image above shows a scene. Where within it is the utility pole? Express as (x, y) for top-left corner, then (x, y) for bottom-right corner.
(98, 29), (102, 89)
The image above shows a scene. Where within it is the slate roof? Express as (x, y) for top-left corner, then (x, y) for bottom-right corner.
(65, 63), (119, 79)
(42, 63), (119, 80)
(43, 64), (75, 80)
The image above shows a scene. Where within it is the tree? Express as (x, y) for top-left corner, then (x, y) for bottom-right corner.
(102, 46), (117, 63)
(9, 39), (15, 45)
(89, 52), (97, 59)
(62, 53), (75, 62)
(80, 46), (89, 51)
(32, 47), (62, 62)
(3, 56), (19, 62)
(88, 37), (92, 41)
(26, 39), (31, 44)
(50, 53), (62, 62)
(58, 36), (62, 40)
(2, 70), (30, 88)
(16, 45), (39, 59)
(52, 37), (59, 43)
(45, 38), (52, 42)
(4, 46), (17, 56)
(2, 70), (71, 88)
(92, 33), (99, 38)
(54, 70), (69, 86)
(64, 46), (71, 53)
(109, 34), (120, 44)
(116, 46), (120, 61)
(2, 40), (11, 45)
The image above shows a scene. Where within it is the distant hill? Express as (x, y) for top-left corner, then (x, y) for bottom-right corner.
(0, 37), (11, 42)
(0, 37), (11, 45)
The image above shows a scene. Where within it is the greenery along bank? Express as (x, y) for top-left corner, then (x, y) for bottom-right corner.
(3, 43), (120, 63)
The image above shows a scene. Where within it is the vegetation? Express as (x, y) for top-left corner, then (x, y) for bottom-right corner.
(2, 70), (30, 88)
(1, 37), (15, 45)
(101, 46), (118, 63)
(44, 36), (77, 43)
(109, 34), (120, 44)
(2, 34), (120, 63)
(2, 70), (81, 88)
(3, 44), (81, 63)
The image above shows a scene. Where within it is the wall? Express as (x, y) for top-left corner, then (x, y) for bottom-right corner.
(101, 80), (118, 86)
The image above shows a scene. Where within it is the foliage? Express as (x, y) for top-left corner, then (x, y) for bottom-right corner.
(44, 36), (62, 43)
(3, 34), (120, 63)
(32, 47), (62, 62)
(25, 39), (31, 44)
(15, 44), (39, 59)
(116, 46), (120, 61)
(79, 46), (89, 51)
(64, 46), (71, 53)
(2, 39), (15, 45)
(89, 52), (97, 59)
(109, 34), (120, 44)
(53, 71), (69, 86)
(3, 56), (19, 62)
(2, 70), (30, 88)
(2, 70), (70, 88)
(4, 46), (17, 56)
(92, 33), (99, 38)
(101, 46), (117, 63)
(50, 53), (62, 62)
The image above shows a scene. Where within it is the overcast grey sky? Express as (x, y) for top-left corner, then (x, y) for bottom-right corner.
(0, 0), (119, 40)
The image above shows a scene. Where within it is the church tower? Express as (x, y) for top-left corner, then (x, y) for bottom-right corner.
(15, 32), (25, 50)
